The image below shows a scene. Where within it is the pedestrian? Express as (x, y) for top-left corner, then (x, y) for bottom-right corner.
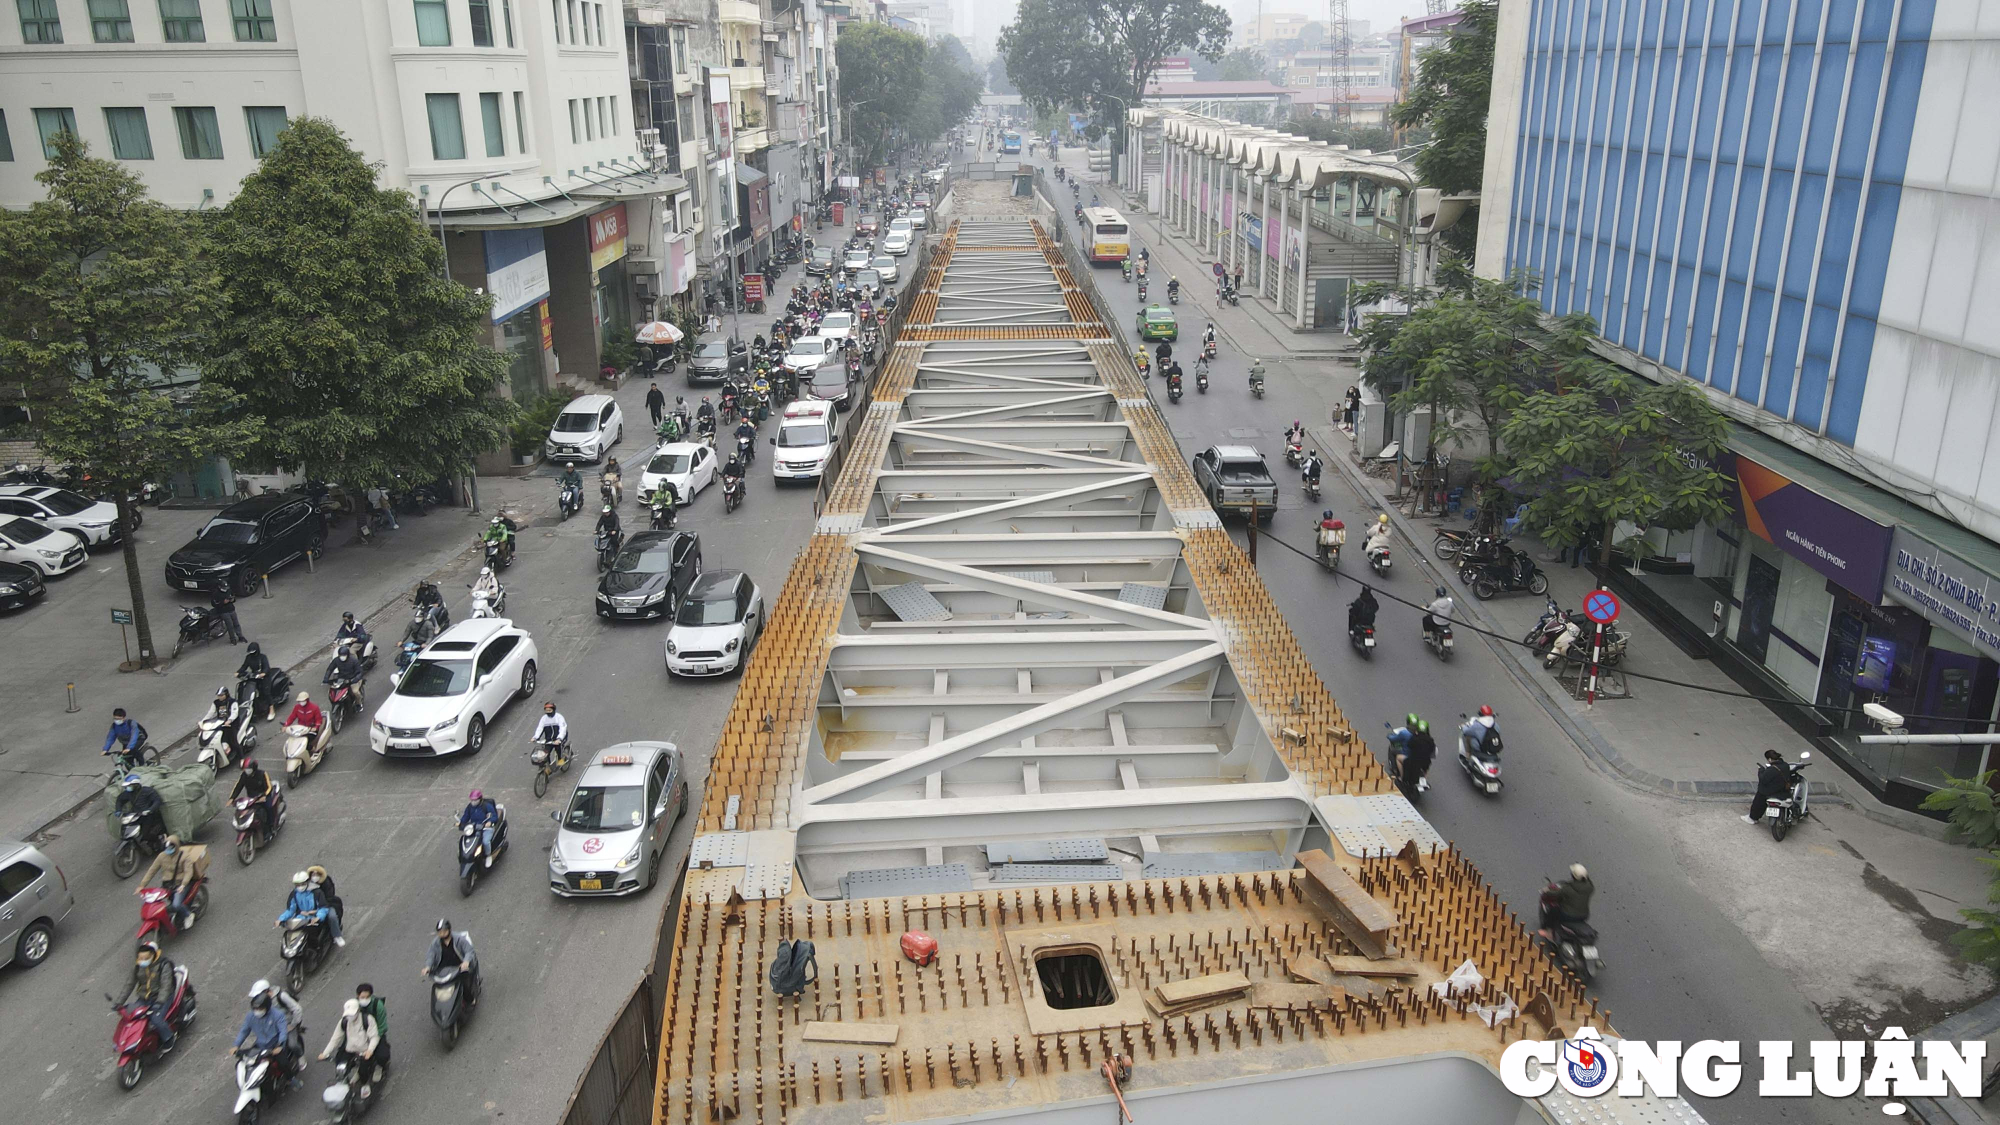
(210, 583), (245, 643)
(645, 382), (666, 428)
(365, 484), (398, 530)
(1344, 385), (1360, 428)
(1233, 264), (1244, 293)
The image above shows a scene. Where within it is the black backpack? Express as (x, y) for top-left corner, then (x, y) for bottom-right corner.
(769, 939), (818, 996)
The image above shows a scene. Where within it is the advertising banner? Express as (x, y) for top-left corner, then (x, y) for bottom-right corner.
(1722, 452), (1893, 600)
(482, 229), (550, 322)
(1244, 214), (1263, 252)
(588, 203), (629, 271)
(667, 231), (693, 296)
(538, 300), (553, 350)
(1885, 528), (2000, 661)
(709, 74), (732, 152)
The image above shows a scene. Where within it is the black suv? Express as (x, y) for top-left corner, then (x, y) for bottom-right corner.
(165, 493), (325, 594)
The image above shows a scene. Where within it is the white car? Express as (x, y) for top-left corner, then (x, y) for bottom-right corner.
(0, 516), (86, 577)
(784, 335), (835, 375)
(818, 311), (856, 342)
(909, 208), (929, 230)
(665, 570), (764, 677)
(545, 393), (624, 465)
(0, 486), (122, 545)
(924, 168), (945, 185)
(548, 742), (688, 897)
(370, 618), (540, 757)
(884, 230), (913, 256)
(842, 249), (871, 275)
(771, 400), (836, 482)
(888, 217), (914, 235)
(640, 442), (719, 503)
(870, 256), (900, 284)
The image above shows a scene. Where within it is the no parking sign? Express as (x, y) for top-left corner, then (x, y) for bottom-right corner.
(1582, 589), (1620, 625)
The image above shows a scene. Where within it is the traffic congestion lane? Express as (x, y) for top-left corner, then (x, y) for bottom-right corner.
(0, 398), (825, 1125)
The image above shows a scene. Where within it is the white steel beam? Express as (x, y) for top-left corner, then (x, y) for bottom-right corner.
(796, 781), (1308, 851)
(853, 542), (1206, 630)
(873, 472), (1155, 535)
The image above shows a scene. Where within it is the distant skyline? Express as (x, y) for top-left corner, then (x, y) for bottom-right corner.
(950, 0), (1427, 63)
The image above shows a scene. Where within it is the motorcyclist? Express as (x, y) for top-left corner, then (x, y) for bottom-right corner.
(1133, 348), (1150, 376)
(282, 690), (324, 734)
(277, 868), (343, 946)
(354, 983), (390, 1078)
(103, 707), (149, 768)
(1542, 864), (1594, 937)
(1167, 276), (1180, 301)
(421, 919), (480, 1004)
(307, 864), (343, 926)
(533, 702), (571, 767)
(1155, 340), (1172, 369)
(324, 642), (363, 692)
(413, 578), (446, 622)
(1203, 324), (1217, 352)
(1318, 510), (1347, 563)
(734, 418), (758, 464)
(1420, 585), (1455, 643)
(116, 774), (167, 846)
(232, 983), (296, 1085)
(205, 686), (245, 763)
(1248, 358), (1266, 392)
(317, 998), (381, 1087)
(459, 790), (501, 857)
(1301, 449), (1323, 488)
(479, 514), (516, 564)
(1402, 718), (1437, 785)
(1461, 704), (1500, 755)
(1744, 750), (1796, 824)
(697, 396), (717, 426)
(469, 561), (502, 602)
(1347, 584), (1378, 634)
(335, 610), (370, 654)
(558, 464), (584, 500)
(136, 835), (202, 931)
(237, 642), (274, 716)
(121, 941), (179, 1052)
(1365, 516), (1395, 567)
(230, 756), (281, 829)
(646, 479), (679, 520)
(1121, 256), (1132, 280)
(595, 504), (623, 555)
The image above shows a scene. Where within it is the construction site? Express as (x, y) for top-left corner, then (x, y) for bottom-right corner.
(648, 190), (1701, 1124)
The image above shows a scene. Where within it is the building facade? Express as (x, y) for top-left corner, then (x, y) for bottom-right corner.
(1, 0), (686, 437)
(1478, 0), (2000, 804)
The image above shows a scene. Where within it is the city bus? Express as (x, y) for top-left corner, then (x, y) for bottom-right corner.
(1000, 129), (1022, 154)
(1081, 206), (1130, 264)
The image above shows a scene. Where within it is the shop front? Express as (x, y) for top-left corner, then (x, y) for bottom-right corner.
(589, 203), (633, 355)
(484, 229), (554, 408)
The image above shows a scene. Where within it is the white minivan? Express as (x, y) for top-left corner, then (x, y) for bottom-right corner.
(771, 400), (837, 482)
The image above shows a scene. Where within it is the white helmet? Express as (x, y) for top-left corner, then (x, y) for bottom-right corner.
(479, 566), (492, 578)
(1569, 863), (1589, 881)
(248, 978), (272, 999)
(296, 690), (310, 702)
(292, 870), (309, 886)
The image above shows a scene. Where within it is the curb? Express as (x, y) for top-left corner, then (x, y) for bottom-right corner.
(28, 498), (534, 845)
(1312, 426), (1954, 843)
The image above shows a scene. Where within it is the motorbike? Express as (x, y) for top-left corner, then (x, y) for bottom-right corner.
(280, 914), (335, 994)
(1168, 287), (1180, 305)
(483, 535), (512, 571)
(1166, 377), (1183, 404)
(1219, 284), (1241, 307)
(170, 605), (228, 659)
(530, 737), (572, 799)
(1763, 755), (1813, 841)
(1456, 715), (1504, 795)
(1544, 614), (1628, 669)
(326, 676), (365, 735)
(137, 873), (208, 945)
(430, 963), (477, 1048)
(723, 472), (746, 514)
(736, 432), (756, 466)
(1538, 880), (1604, 983)
(457, 808), (508, 896)
(649, 498), (676, 531)
(1382, 724), (1431, 798)
(196, 706), (258, 771)
(600, 469), (623, 506)
(1523, 597), (1568, 654)
(322, 1051), (380, 1122)
(1304, 475), (1322, 501)
(1202, 339), (1217, 360)
(107, 967), (196, 1090)
(112, 812), (169, 879)
(594, 529), (621, 573)
(1460, 551), (1549, 600)
(1424, 618), (1454, 662)
(1195, 367), (1209, 394)
(1250, 372), (1265, 399)
(392, 638), (421, 685)
(238, 668), (292, 724)
(558, 478), (584, 520)
(467, 583), (505, 619)
(232, 1042), (297, 1124)
(1121, 260), (1132, 282)
(232, 791), (286, 865)
(1348, 620), (1376, 658)
(282, 720), (332, 787)
(1137, 282), (1148, 303)
(1284, 440), (1303, 468)
(1316, 520), (1345, 572)
(1366, 541), (1392, 577)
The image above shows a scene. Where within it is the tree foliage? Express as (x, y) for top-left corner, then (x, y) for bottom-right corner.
(1281, 115), (1394, 152)
(912, 36), (984, 149)
(1923, 772), (2000, 848)
(836, 22), (931, 168)
(999, 0), (1232, 138)
(0, 132), (256, 665)
(1217, 46), (1269, 81)
(204, 118), (516, 488)
(986, 54), (1019, 95)
(1391, 0), (1495, 195)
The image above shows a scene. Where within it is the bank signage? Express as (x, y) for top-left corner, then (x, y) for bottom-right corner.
(1722, 452), (1893, 600)
(588, 204), (629, 271)
(483, 229), (550, 322)
(1885, 528), (2000, 662)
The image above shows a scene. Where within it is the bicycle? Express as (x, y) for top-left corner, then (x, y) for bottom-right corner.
(530, 738), (572, 798)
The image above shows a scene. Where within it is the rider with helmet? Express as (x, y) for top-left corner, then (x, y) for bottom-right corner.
(230, 756), (281, 827)
(277, 868), (343, 946)
(533, 702), (570, 767)
(1423, 585), (1456, 643)
(121, 940), (180, 1052)
(205, 686), (246, 763)
(471, 565), (503, 610)
(459, 790), (501, 856)
(479, 514), (517, 564)
(282, 690), (324, 734)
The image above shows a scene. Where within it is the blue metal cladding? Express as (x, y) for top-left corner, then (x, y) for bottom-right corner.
(1506, 0), (1935, 444)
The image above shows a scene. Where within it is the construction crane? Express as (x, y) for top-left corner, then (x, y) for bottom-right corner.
(1326, 0), (1350, 128)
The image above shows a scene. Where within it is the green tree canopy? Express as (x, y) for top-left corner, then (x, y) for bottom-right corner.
(1217, 46), (1269, 81)
(999, 0), (1232, 139)
(836, 22), (931, 168)
(986, 54), (1019, 95)
(1392, 0), (1495, 256)
(204, 118), (516, 489)
(0, 132), (256, 665)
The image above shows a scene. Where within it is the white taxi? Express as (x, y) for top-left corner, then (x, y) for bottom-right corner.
(548, 742), (688, 896)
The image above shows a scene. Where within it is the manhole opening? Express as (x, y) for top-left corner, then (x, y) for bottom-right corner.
(1035, 946), (1114, 1010)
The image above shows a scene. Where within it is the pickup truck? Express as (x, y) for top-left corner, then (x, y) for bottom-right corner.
(1191, 445), (1278, 523)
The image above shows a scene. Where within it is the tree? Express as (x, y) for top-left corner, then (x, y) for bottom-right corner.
(1391, 0), (1496, 257)
(836, 22), (930, 168)
(986, 54), (1018, 95)
(1922, 775), (2000, 969)
(1217, 46), (1268, 81)
(1497, 316), (1735, 567)
(911, 35), (984, 147)
(205, 118), (516, 495)
(0, 133), (256, 667)
(999, 0), (1232, 164)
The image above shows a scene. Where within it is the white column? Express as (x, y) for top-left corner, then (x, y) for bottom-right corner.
(1259, 174), (1272, 298)
(1228, 163), (1240, 280)
(1349, 176), (1361, 225)
(1277, 183), (1290, 313)
(1293, 185), (1309, 328)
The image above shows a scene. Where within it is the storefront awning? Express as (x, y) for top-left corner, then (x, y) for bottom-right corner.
(733, 162), (768, 186)
(433, 172), (689, 231)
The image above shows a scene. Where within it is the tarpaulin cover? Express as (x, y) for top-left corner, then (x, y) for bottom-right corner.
(105, 762), (222, 841)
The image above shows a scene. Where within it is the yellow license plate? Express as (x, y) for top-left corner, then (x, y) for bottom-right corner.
(579, 878), (602, 890)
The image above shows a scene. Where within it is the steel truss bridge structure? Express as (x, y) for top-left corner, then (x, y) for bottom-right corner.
(650, 213), (1699, 1125)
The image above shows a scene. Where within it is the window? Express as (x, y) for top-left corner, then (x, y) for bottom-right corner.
(512, 90), (527, 152)
(676, 96), (694, 145)
(565, 0), (576, 44)
(584, 98), (595, 141)
(244, 105), (287, 157)
(499, 0), (513, 46)
(33, 108), (77, 159)
(17, 0), (62, 42)
(89, 0), (133, 41)
(415, 0), (449, 45)
(158, 0), (204, 40)
(568, 99), (580, 143)
(0, 861), (45, 902)
(479, 92), (504, 157)
(610, 95), (619, 137)
(172, 106), (222, 158)
(671, 25), (686, 73)
(548, 0), (559, 43)
(592, 3), (602, 43)
(0, 112), (13, 161)
(469, 0), (491, 46)
(230, 0), (273, 40)
(426, 92), (465, 159)
(103, 107), (153, 159)
(597, 96), (608, 138)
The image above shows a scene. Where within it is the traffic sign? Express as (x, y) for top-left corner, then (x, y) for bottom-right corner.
(1581, 589), (1621, 625)
(110, 608), (134, 625)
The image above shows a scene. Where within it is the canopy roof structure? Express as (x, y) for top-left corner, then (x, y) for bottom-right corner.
(1131, 107), (1418, 194)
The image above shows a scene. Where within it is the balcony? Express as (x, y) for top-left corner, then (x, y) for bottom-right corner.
(733, 127), (772, 156)
(719, 0), (760, 28)
(727, 63), (767, 95)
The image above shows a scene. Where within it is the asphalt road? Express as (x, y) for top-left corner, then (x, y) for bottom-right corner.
(0, 230), (894, 1122)
(1041, 170), (1874, 1124)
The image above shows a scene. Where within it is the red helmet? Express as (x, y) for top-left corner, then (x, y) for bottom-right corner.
(1478, 705), (1495, 717)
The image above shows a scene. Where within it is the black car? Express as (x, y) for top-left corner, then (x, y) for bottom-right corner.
(594, 530), (702, 620)
(164, 493), (325, 595)
(687, 339), (748, 384)
(805, 247), (835, 277)
(0, 560), (46, 610)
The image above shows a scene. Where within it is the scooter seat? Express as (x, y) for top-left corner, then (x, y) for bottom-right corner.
(1563, 922), (1597, 943)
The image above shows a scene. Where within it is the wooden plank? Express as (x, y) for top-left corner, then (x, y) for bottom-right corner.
(1154, 971), (1252, 1005)
(1323, 956), (1421, 979)
(1296, 849), (1399, 959)
(801, 1021), (900, 1046)
(1285, 957), (1336, 986)
(1254, 982), (1350, 1008)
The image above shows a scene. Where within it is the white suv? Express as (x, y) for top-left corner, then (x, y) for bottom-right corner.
(370, 618), (540, 757)
(545, 394), (624, 465)
(771, 400), (837, 482)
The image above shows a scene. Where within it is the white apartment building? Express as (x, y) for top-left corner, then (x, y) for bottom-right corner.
(1, 0), (687, 410)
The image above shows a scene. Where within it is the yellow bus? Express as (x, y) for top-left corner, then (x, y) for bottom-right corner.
(1082, 206), (1129, 264)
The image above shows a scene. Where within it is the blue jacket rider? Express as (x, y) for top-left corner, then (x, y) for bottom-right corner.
(277, 869), (343, 944)
(459, 790), (500, 852)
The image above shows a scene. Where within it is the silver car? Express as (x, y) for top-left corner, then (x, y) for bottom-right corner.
(549, 743), (690, 896)
(0, 840), (73, 969)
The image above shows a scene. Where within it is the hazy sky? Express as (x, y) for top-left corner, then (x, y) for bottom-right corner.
(949, 0), (1429, 56)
